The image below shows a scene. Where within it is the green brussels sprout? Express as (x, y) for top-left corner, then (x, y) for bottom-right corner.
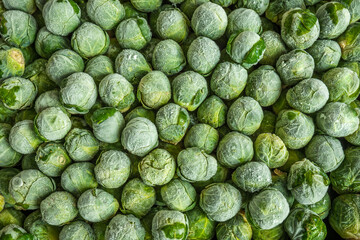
(186, 207), (216, 240)
(34, 27), (71, 59)
(121, 178), (156, 217)
(0, 168), (20, 208)
(46, 49), (85, 85)
(106, 214), (146, 240)
(87, 0), (125, 30)
(306, 40), (342, 73)
(115, 49), (152, 85)
(0, 208), (25, 229)
(152, 210), (189, 240)
(275, 110), (315, 149)
(35, 142), (72, 177)
(156, 8), (189, 43)
(210, 61), (248, 100)
(237, 0), (269, 15)
(2, 0), (36, 13)
(122, 117), (159, 156)
(95, 150), (131, 189)
(339, 60), (360, 77)
(9, 169), (56, 210)
(184, 124), (219, 154)
(59, 221), (95, 240)
(329, 194), (360, 239)
(284, 208), (327, 240)
(34, 90), (61, 114)
(61, 164), (97, 198)
(265, 0), (306, 25)
(340, 23), (360, 62)
(91, 107), (125, 144)
(130, 0), (162, 12)
(226, 31), (266, 69)
(288, 159), (330, 205)
(161, 179), (196, 212)
(337, 0), (360, 23)
(0, 47), (25, 80)
(200, 183), (241, 222)
(227, 96), (264, 135)
(0, 224), (34, 239)
(292, 193), (331, 220)
(24, 210), (60, 240)
(316, 102), (359, 137)
(137, 71), (171, 110)
(216, 212), (252, 240)
(65, 128), (100, 162)
(42, 0), (81, 36)
(9, 120), (43, 155)
(252, 224), (285, 240)
(305, 135), (344, 173)
(0, 123), (22, 167)
(34, 107), (72, 141)
(259, 31), (287, 66)
(196, 96), (227, 129)
(253, 110), (276, 138)
(125, 106), (156, 123)
(187, 36), (220, 76)
(84, 55), (115, 85)
(180, 0), (209, 18)
(226, 8), (261, 37)
(139, 148), (175, 186)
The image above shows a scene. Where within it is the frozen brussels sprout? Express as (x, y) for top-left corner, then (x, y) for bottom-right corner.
(65, 128), (99, 162)
(59, 221), (95, 240)
(337, 0), (360, 23)
(0, 168), (20, 208)
(187, 37), (220, 75)
(259, 31), (287, 66)
(226, 8), (261, 37)
(95, 150), (131, 189)
(161, 179), (196, 212)
(9, 120), (43, 155)
(156, 8), (189, 43)
(152, 210), (189, 240)
(186, 207), (216, 240)
(307, 40), (341, 72)
(46, 49), (85, 85)
(130, 0), (162, 12)
(24, 210), (60, 240)
(0, 123), (22, 167)
(35, 142), (72, 177)
(61, 162), (98, 197)
(316, 102), (359, 137)
(275, 110), (315, 149)
(84, 55), (114, 85)
(200, 183), (241, 222)
(0, 47), (25, 80)
(340, 23), (360, 62)
(34, 90), (61, 114)
(106, 214), (145, 240)
(87, 0), (125, 30)
(292, 193), (331, 220)
(197, 96), (227, 129)
(180, 0), (209, 18)
(0, 224), (33, 239)
(216, 212), (252, 240)
(237, 0), (269, 15)
(35, 27), (71, 59)
(184, 124), (219, 154)
(125, 106), (156, 123)
(2, 0), (36, 13)
(305, 135), (344, 173)
(9, 169), (56, 210)
(227, 97), (264, 135)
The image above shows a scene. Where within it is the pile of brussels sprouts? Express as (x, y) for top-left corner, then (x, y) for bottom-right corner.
(1, 0), (360, 239)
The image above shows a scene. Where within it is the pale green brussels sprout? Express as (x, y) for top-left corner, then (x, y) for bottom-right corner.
(61, 162), (98, 197)
(42, 0), (81, 36)
(95, 150), (131, 189)
(187, 37), (220, 76)
(252, 224), (285, 240)
(0, 77), (37, 110)
(253, 110), (276, 138)
(292, 193), (331, 220)
(0, 208), (25, 229)
(34, 90), (61, 114)
(316, 102), (359, 137)
(9, 120), (43, 155)
(0, 123), (22, 167)
(87, 0), (125, 30)
(210, 61), (248, 100)
(2, 0), (36, 13)
(35, 142), (72, 177)
(191, 2), (227, 40)
(65, 128), (100, 162)
(46, 49), (85, 85)
(106, 214), (146, 240)
(337, 0), (360, 23)
(156, 8), (189, 43)
(329, 194), (360, 239)
(265, 0), (305, 25)
(115, 49), (152, 85)
(275, 110), (315, 149)
(227, 96), (264, 135)
(281, 8), (320, 49)
(9, 169), (56, 210)
(59, 221), (95, 240)
(138, 148), (176, 186)
(186, 207), (216, 240)
(227, 31), (266, 69)
(137, 71), (171, 110)
(84, 55), (115, 85)
(149, 4), (174, 38)
(0, 224), (33, 239)
(184, 124), (219, 154)
(305, 135), (344, 173)
(200, 183), (241, 222)
(35, 27), (71, 59)
(152, 210), (189, 240)
(0, 168), (20, 208)
(0, 47), (25, 80)
(24, 210), (60, 240)
(237, 0), (269, 15)
(34, 107), (72, 141)
(216, 212), (252, 240)
(197, 96), (227, 129)
(259, 31), (287, 66)
(125, 106), (156, 123)
(91, 107), (125, 144)
(307, 40), (341, 72)
(226, 8), (261, 37)
(106, 38), (121, 60)
(161, 179), (196, 212)
(284, 208), (327, 240)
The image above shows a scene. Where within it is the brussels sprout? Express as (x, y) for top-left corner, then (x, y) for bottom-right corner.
(130, 0), (162, 12)
(196, 96), (227, 129)
(284, 208), (327, 240)
(65, 128), (99, 162)
(152, 210), (189, 240)
(306, 40), (342, 73)
(305, 135), (344, 173)
(87, 0), (125, 30)
(259, 31), (287, 66)
(337, 0), (360, 23)
(252, 224), (285, 240)
(187, 37), (220, 76)
(316, 102), (359, 137)
(184, 124), (219, 154)
(84, 55), (115, 85)
(338, 22), (360, 62)
(156, 8), (189, 43)
(61, 162), (98, 197)
(0, 47), (25, 80)
(91, 107), (125, 144)
(293, 193), (331, 220)
(0, 224), (33, 239)
(216, 212), (252, 240)
(0, 123), (22, 167)
(9, 120), (43, 155)
(275, 110), (315, 149)
(35, 142), (72, 177)
(200, 183), (241, 222)
(106, 214), (146, 240)
(237, 0), (269, 15)
(95, 150), (130, 189)
(24, 210), (60, 240)
(46, 49), (85, 85)
(186, 207), (215, 240)
(161, 179), (196, 212)
(34, 27), (71, 59)
(180, 0), (209, 18)
(339, 60), (360, 77)
(9, 169), (56, 210)
(0, 168), (20, 207)
(34, 90), (61, 114)
(226, 8), (261, 37)
(2, 0), (36, 13)
(59, 221), (95, 240)
(125, 106), (156, 123)
(265, 0), (305, 25)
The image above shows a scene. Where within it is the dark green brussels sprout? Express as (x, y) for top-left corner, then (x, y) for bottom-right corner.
(187, 36), (220, 76)
(0, 208), (25, 229)
(197, 96), (227, 129)
(84, 55), (114, 85)
(106, 214), (146, 240)
(35, 27), (71, 59)
(3, 0), (36, 13)
(93, 221), (107, 240)
(59, 221), (95, 240)
(125, 106), (156, 123)
(0, 47), (25, 80)
(61, 162), (98, 197)
(284, 208), (327, 240)
(65, 128), (99, 162)
(186, 207), (216, 240)
(0, 224), (34, 239)
(252, 224), (285, 240)
(106, 38), (122, 60)
(24, 210), (60, 240)
(35, 142), (72, 177)
(226, 8), (261, 37)
(161, 178), (196, 212)
(216, 212), (252, 240)
(156, 8), (189, 43)
(184, 124), (219, 154)
(95, 150), (130, 189)
(259, 31), (287, 66)
(275, 110), (315, 149)
(9, 120), (43, 155)
(265, 0), (305, 25)
(316, 102), (359, 137)
(237, 0), (269, 15)
(306, 40), (341, 73)
(338, 22), (360, 62)
(46, 49), (85, 85)
(34, 90), (61, 114)
(0, 168), (20, 208)
(87, 0), (125, 30)
(152, 210), (189, 240)
(0, 123), (22, 167)
(305, 135), (344, 173)
(292, 193), (331, 220)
